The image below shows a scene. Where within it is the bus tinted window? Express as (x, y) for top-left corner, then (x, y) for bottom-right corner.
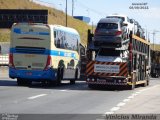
(54, 29), (80, 51)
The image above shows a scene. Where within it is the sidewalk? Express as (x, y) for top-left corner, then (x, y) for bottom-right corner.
(115, 84), (160, 114)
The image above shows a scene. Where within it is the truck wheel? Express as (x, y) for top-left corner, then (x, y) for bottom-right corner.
(127, 83), (135, 90)
(88, 84), (96, 89)
(70, 80), (75, 84)
(147, 80), (150, 86)
(142, 81), (148, 87)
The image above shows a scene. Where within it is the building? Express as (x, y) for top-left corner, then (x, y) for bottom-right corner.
(73, 16), (90, 23)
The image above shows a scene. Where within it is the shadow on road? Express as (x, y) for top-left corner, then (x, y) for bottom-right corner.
(0, 80), (17, 86)
(29, 81), (128, 91)
(0, 79), (134, 91)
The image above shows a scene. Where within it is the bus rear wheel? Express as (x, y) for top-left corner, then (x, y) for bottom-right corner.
(17, 78), (31, 86)
(17, 78), (24, 86)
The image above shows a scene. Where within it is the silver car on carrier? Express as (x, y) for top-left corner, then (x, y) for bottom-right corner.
(94, 18), (127, 48)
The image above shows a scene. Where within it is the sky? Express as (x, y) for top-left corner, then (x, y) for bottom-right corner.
(34, 0), (160, 44)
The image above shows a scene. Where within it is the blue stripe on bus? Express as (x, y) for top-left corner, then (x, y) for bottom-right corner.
(10, 48), (77, 60)
(13, 28), (50, 35)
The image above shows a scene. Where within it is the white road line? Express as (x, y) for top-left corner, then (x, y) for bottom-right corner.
(110, 107), (120, 112)
(135, 91), (141, 94)
(128, 95), (134, 99)
(60, 90), (68, 92)
(28, 94), (47, 100)
(139, 85), (160, 92)
(105, 84), (160, 115)
(123, 98), (130, 102)
(117, 102), (126, 107)
(105, 112), (114, 114)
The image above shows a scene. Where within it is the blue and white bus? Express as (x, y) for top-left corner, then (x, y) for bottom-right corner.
(9, 23), (80, 85)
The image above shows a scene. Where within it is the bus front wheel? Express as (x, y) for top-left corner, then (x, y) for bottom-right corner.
(56, 68), (63, 85)
(70, 68), (78, 84)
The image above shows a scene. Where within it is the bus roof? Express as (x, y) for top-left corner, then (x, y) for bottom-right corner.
(12, 23), (79, 35)
(51, 25), (79, 35)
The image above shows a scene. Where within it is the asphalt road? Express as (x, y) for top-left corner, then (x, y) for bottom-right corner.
(0, 66), (160, 119)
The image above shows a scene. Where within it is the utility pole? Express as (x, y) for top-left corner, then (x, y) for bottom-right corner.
(152, 32), (155, 50)
(152, 30), (160, 51)
(72, 0), (74, 16)
(66, 0), (67, 27)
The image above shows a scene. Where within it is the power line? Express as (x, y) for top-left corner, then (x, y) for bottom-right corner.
(75, 0), (106, 16)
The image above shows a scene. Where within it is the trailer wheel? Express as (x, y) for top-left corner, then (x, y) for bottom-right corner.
(147, 80), (150, 86)
(70, 80), (75, 84)
(88, 84), (96, 89)
(142, 81), (148, 87)
(127, 83), (135, 90)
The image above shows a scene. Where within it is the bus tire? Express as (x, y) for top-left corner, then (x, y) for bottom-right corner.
(75, 68), (79, 80)
(70, 68), (78, 85)
(17, 78), (25, 86)
(56, 68), (63, 85)
(17, 78), (32, 86)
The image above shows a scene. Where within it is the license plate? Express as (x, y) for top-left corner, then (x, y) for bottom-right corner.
(94, 64), (120, 73)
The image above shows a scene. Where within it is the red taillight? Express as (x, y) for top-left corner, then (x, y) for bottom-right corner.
(9, 53), (15, 68)
(44, 55), (52, 70)
(116, 31), (122, 35)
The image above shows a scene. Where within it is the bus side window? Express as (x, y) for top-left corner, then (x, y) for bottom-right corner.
(54, 31), (56, 39)
(57, 38), (61, 48)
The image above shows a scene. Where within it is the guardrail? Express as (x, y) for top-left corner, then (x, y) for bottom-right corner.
(0, 54), (9, 66)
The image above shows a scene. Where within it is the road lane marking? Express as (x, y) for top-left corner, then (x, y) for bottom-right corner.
(135, 91), (141, 94)
(117, 102), (126, 107)
(105, 84), (160, 115)
(28, 94), (47, 100)
(110, 107), (120, 112)
(105, 112), (114, 114)
(60, 90), (68, 92)
(123, 98), (130, 102)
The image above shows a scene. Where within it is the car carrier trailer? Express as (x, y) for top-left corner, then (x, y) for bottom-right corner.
(85, 30), (150, 90)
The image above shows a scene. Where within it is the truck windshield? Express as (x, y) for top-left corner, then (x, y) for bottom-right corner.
(98, 49), (120, 56)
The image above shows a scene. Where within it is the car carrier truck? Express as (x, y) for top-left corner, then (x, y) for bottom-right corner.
(85, 30), (150, 90)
